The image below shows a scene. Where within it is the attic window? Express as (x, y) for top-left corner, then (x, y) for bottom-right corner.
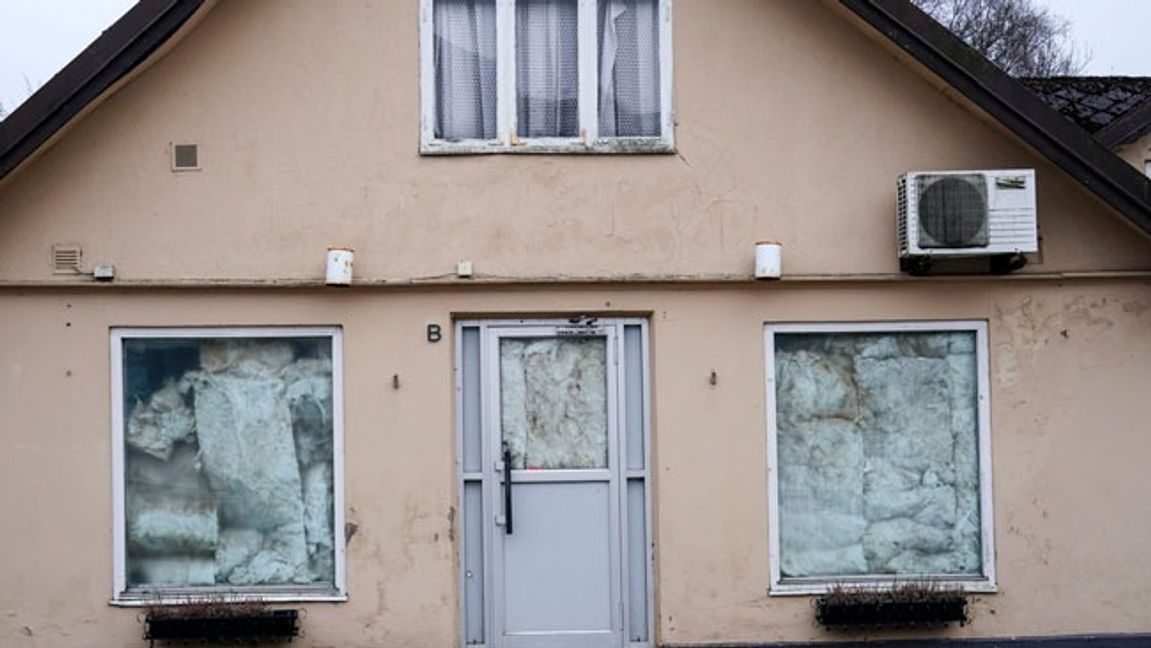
(420, 0), (674, 154)
(171, 143), (200, 171)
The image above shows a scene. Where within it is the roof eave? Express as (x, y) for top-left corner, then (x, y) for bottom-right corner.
(838, 0), (1151, 239)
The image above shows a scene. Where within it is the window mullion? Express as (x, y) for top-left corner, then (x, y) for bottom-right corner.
(579, 0), (598, 145)
(498, 0), (516, 145)
(419, 0), (435, 148)
(659, 0), (674, 144)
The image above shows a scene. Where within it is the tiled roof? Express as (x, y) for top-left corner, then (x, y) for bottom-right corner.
(1020, 76), (1151, 134)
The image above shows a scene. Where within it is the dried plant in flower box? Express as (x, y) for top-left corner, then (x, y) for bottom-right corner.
(142, 595), (299, 645)
(814, 581), (969, 630)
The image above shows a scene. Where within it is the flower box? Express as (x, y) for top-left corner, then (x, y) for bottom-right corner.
(814, 583), (969, 629)
(144, 608), (298, 644)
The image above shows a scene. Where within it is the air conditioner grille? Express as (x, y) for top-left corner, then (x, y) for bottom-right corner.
(896, 176), (909, 255)
(917, 174), (988, 248)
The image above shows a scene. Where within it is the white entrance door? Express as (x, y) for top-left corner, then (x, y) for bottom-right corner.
(457, 319), (651, 648)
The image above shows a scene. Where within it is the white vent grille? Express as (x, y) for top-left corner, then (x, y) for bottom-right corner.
(897, 169), (1037, 258)
(52, 244), (82, 274)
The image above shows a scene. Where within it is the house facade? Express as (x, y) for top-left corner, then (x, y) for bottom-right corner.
(1, 1), (1149, 646)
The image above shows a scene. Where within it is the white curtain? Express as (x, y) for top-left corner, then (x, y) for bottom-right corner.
(598, 0), (660, 137)
(516, 0), (580, 138)
(434, 0), (498, 140)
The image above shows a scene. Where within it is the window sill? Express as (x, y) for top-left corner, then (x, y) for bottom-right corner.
(769, 578), (997, 597)
(111, 590), (347, 607)
(420, 138), (675, 156)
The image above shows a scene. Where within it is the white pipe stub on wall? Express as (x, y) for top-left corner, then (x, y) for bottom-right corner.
(755, 241), (782, 280)
(326, 248), (354, 286)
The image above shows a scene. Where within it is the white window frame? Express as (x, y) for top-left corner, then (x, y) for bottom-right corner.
(419, 0), (674, 154)
(764, 320), (996, 596)
(110, 326), (347, 605)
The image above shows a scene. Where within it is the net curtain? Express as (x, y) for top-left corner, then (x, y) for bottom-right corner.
(434, 0), (498, 140)
(598, 0), (661, 137)
(434, 0), (661, 141)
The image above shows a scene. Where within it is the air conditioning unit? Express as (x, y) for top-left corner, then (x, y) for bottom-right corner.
(897, 169), (1037, 273)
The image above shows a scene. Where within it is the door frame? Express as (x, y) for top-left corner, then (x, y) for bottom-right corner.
(455, 318), (653, 648)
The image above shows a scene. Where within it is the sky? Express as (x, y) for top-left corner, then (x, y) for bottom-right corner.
(1041, 0), (1151, 76)
(0, 0), (135, 113)
(0, 0), (1150, 115)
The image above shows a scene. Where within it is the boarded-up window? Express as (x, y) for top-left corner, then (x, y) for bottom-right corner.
(113, 329), (343, 598)
(767, 324), (993, 591)
(500, 337), (608, 469)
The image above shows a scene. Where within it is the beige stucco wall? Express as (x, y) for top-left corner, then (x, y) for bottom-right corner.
(0, 0), (1149, 284)
(2, 1), (1151, 646)
(0, 282), (1149, 646)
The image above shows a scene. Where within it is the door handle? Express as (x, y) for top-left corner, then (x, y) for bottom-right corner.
(502, 443), (514, 535)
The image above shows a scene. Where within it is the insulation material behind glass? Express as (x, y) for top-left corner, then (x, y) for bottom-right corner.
(500, 337), (608, 469)
(122, 337), (335, 589)
(774, 331), (981, 578)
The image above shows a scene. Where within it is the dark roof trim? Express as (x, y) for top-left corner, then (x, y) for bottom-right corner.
(1096, 98), (1151, 149)
(0, 0), (206, 180)
(839, 0), (1151, 238)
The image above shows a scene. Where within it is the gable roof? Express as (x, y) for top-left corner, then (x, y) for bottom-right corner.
(0, 0), (206, 180)
(838, 0), (1151, 239)
(1, 0), (1149, 241)
(1021, 76), (1151, 144)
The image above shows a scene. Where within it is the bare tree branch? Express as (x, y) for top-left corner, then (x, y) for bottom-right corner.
(21, 73), (41, 99)
(913, 0), (1089, 77)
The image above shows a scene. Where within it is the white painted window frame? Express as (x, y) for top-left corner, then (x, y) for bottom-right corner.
(110, 326), (347, 605)
(419, 0), (674, 154)
(764, 320), (997, 596)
